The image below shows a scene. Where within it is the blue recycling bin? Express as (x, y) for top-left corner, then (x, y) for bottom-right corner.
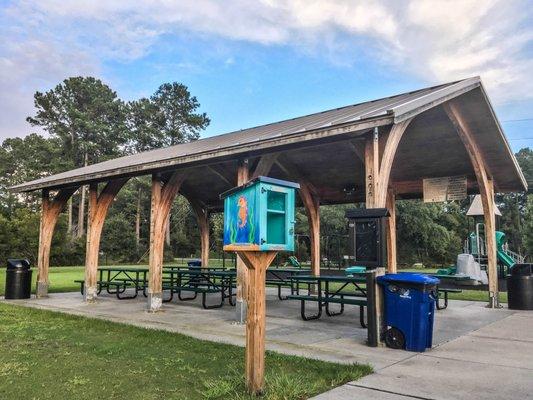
(377, 273), (439, 352)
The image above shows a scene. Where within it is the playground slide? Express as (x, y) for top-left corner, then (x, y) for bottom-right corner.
(496, 231), (515, 269)
(497, 249), (515, 269)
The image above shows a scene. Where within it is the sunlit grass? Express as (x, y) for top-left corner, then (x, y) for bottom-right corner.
(0, 303), (371, 399)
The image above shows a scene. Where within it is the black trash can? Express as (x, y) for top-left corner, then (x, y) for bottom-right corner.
(507, 264), (533, 310)
(5, 259), (32, 299)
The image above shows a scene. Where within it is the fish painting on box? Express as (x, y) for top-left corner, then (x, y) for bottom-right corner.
(223, 185), (259, 247)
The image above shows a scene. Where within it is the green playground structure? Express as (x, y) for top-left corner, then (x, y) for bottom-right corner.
(436, 228), (524, 285)
(496, 231), (516, 270)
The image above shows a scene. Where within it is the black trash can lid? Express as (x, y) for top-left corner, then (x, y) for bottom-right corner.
(509, 263), (533, 276)
(7, 259), (31, 270)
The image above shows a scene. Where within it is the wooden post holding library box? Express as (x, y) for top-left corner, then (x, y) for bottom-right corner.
(220, 176), (299, 395)
(221, 176), (299, 252)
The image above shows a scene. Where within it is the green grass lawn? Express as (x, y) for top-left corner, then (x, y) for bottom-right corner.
(0, 266), (85, 296)
(0, 303), (371, 400)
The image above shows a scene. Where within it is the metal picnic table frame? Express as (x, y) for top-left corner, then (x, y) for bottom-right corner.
(266, 267), (311, 300)
(288, 274), (368, 327)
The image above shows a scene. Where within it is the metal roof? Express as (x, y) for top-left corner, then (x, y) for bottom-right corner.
(10, 77), (523, 193)
(466, 194), (502, 216)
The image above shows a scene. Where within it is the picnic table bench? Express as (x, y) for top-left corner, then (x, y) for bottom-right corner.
(287, 274), (367, 327)
(163, 269), (236, 309)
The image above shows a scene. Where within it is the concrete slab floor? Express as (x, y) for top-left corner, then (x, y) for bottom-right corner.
(2, 290), (530, 399)
(313, 309), (533, 400)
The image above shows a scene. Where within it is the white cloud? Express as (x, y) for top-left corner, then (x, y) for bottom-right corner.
(0, 0), (531, 139)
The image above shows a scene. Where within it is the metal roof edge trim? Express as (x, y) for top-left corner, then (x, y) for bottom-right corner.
(10, 115), (393, 193)
(476, 80), (528, 192)
(391, 77), (481, 123)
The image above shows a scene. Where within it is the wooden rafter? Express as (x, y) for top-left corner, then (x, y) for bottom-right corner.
(251, 153), (279, 180)
(206, 164), (233, 186)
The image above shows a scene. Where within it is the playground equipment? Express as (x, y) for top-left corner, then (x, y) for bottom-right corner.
(437, 195), (524, 284)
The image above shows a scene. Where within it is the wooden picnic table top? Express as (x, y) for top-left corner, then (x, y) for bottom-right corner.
(98, 267), (148, 272)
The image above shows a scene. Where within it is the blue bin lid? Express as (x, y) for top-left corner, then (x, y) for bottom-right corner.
(377, 273), (439, 285)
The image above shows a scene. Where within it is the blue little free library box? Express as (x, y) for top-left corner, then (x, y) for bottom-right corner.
(220, 176), (299, 252)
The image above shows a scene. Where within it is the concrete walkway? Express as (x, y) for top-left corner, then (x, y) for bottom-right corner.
(313, 310), (533, 400)
(3, 290), (532, 399)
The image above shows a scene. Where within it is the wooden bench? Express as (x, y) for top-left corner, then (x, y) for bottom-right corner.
(286, 294), (367, 327)
(436, 288), (462, 310)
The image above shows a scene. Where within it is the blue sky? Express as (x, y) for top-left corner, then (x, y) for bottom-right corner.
(1, 1), (531, 151)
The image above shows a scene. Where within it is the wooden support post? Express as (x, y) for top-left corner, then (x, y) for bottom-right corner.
(364, 128), (380, 208)
(148, 171), (185, 312)
(444, 102), (499, 307)
(37, 187), (77, 297)
(236, 159), (250, 323)
(386, 188), (397, 273)
(187, 197), (210, 269)
(236, 251), (277, 395)
(235, 155), (278, 323)
(363, 122), (411, 344)
(84, 178), (128, 302)
(366, 267), (385, 346)
(299, 182), (320, 277)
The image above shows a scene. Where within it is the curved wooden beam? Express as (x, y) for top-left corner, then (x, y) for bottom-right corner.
(148, 171), (186, 311)
(374, 119), (413, 208)
(443, 101), (499, 307)
(84, 178), (129, 301)
(276, 156), (321, 276)
(37, 187), (78, 297)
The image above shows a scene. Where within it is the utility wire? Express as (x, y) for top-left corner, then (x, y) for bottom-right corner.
(502, 118), (533, 123)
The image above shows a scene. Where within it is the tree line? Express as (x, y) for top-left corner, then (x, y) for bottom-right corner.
(0, 76), (531, 268)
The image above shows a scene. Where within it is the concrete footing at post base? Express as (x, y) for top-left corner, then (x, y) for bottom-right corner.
(147, 292), (162, 312)
(35, 282), (48, 298)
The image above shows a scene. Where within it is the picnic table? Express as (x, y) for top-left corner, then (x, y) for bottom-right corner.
(75, 267), (148, 299)
(163, 268), (236, 308)
(266, 267), (310, 300)
(287, 274), (367, 327)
